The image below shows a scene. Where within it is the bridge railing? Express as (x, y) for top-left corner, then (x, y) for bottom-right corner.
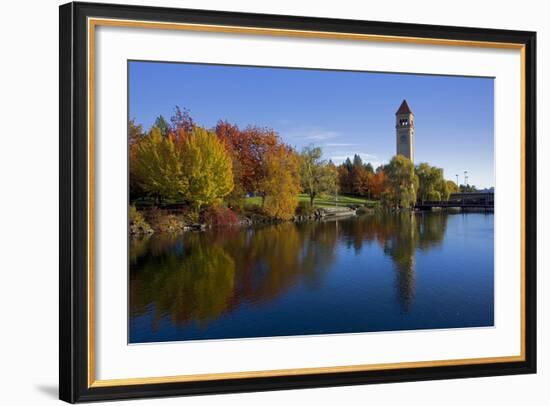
(415, 199), (494, 208)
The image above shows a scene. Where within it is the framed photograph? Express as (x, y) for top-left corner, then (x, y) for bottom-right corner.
(59, 1), (536, 403)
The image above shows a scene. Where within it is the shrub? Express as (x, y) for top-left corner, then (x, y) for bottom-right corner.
(155, 214), (185, 233)
(201, 206), (239, 227)
(143, 207), (185, 233)
(179, 207), (199, 225)
(129, 205), (153, 235)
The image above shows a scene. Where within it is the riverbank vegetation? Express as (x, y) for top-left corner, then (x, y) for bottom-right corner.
(129, 105), (463, 234)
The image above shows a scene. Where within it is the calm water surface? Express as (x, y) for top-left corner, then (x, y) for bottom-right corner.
(129, 212), (494, 343)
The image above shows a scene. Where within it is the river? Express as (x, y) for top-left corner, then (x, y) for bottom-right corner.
(129, 212), (494, 343)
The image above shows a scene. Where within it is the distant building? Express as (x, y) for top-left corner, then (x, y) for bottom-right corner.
(395, 99), (414, 162)
(449, 192), (494, 204)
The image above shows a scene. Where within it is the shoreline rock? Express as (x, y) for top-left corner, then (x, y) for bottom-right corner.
(130, 205), (367, 236)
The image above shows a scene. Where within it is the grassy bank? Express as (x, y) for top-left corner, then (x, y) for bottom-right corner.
(245, 193), (373, 208)
(130, 194), (380, 235)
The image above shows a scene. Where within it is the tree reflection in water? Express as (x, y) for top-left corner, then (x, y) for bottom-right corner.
(130, 212), (448, 330)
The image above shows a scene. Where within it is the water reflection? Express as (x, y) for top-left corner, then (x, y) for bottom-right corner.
(131, 213), (450, 331)
(130, 221), (337, 327)
(334, 212), (447, 311)
(381, 213), (447, 311)
(130, 236), (236, 328)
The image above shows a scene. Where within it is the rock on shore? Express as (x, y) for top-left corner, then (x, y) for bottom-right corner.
(294, 206), (356, 222)
(130, 205), (364, 236)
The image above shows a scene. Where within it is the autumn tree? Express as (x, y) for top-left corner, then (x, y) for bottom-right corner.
(327, 160), (338, 183)
(222, 156), (245, 209)
(351, 155), (370, 196)
(337, 158), (353, 194)
(353, 166), (370, 196)
(260, 146), (302, 220)
(216, 121), (280, 201)
(128, 119), (146, 200)
(383, 155), (418, 209)
(128, 118), (144, 147)
(170, 105), (195, 134)
(131, 127), (187, 205)
(215, 121), (246, 207)
(300, 145), (338, 207)
(368, 169), (386, 199)
(336, 155), (375, 197)
(169, 105), (195, 145)
(180, 127), (234, 211)
(240, 126), (279, 200)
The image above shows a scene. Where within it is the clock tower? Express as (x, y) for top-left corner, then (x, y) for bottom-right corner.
(395, 99), (414, 162)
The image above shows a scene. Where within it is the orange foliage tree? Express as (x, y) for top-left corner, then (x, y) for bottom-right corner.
(336, 155), (375, 198)
(352, 165), (370, 196)
(369, 170), (387, 199)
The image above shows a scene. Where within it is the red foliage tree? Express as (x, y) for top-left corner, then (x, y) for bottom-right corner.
(215, 120), (281, 197)
(169, 106), (195, 145)
(170, 105), (195, 133)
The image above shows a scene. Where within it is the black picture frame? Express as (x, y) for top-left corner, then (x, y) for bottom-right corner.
(59, 1), (537, 403)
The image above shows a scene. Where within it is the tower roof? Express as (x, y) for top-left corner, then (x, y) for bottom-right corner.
(396, 99), (413, 115)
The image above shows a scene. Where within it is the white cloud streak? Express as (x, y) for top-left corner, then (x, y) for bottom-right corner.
(324, 143), (356, 147)
(282, 127), (341, 141)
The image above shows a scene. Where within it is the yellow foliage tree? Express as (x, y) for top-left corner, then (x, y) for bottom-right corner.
(261, 146), (301, 220)
(181, 127), (234, 211)
(383, 155), (418, 209)
(131, 127), (187, 204)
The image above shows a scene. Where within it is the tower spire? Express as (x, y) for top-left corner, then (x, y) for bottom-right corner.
(396, 99), (413, 115)
(395, 100), (414, 162)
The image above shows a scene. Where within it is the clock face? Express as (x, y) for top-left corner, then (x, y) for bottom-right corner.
(400, 134), (407, 143)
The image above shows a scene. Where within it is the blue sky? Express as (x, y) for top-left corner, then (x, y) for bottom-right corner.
(129, 61), (494, 188)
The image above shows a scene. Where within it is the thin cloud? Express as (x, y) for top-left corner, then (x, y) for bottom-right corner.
(306, 131), (340, 140)
(282, 127), (341, 141)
